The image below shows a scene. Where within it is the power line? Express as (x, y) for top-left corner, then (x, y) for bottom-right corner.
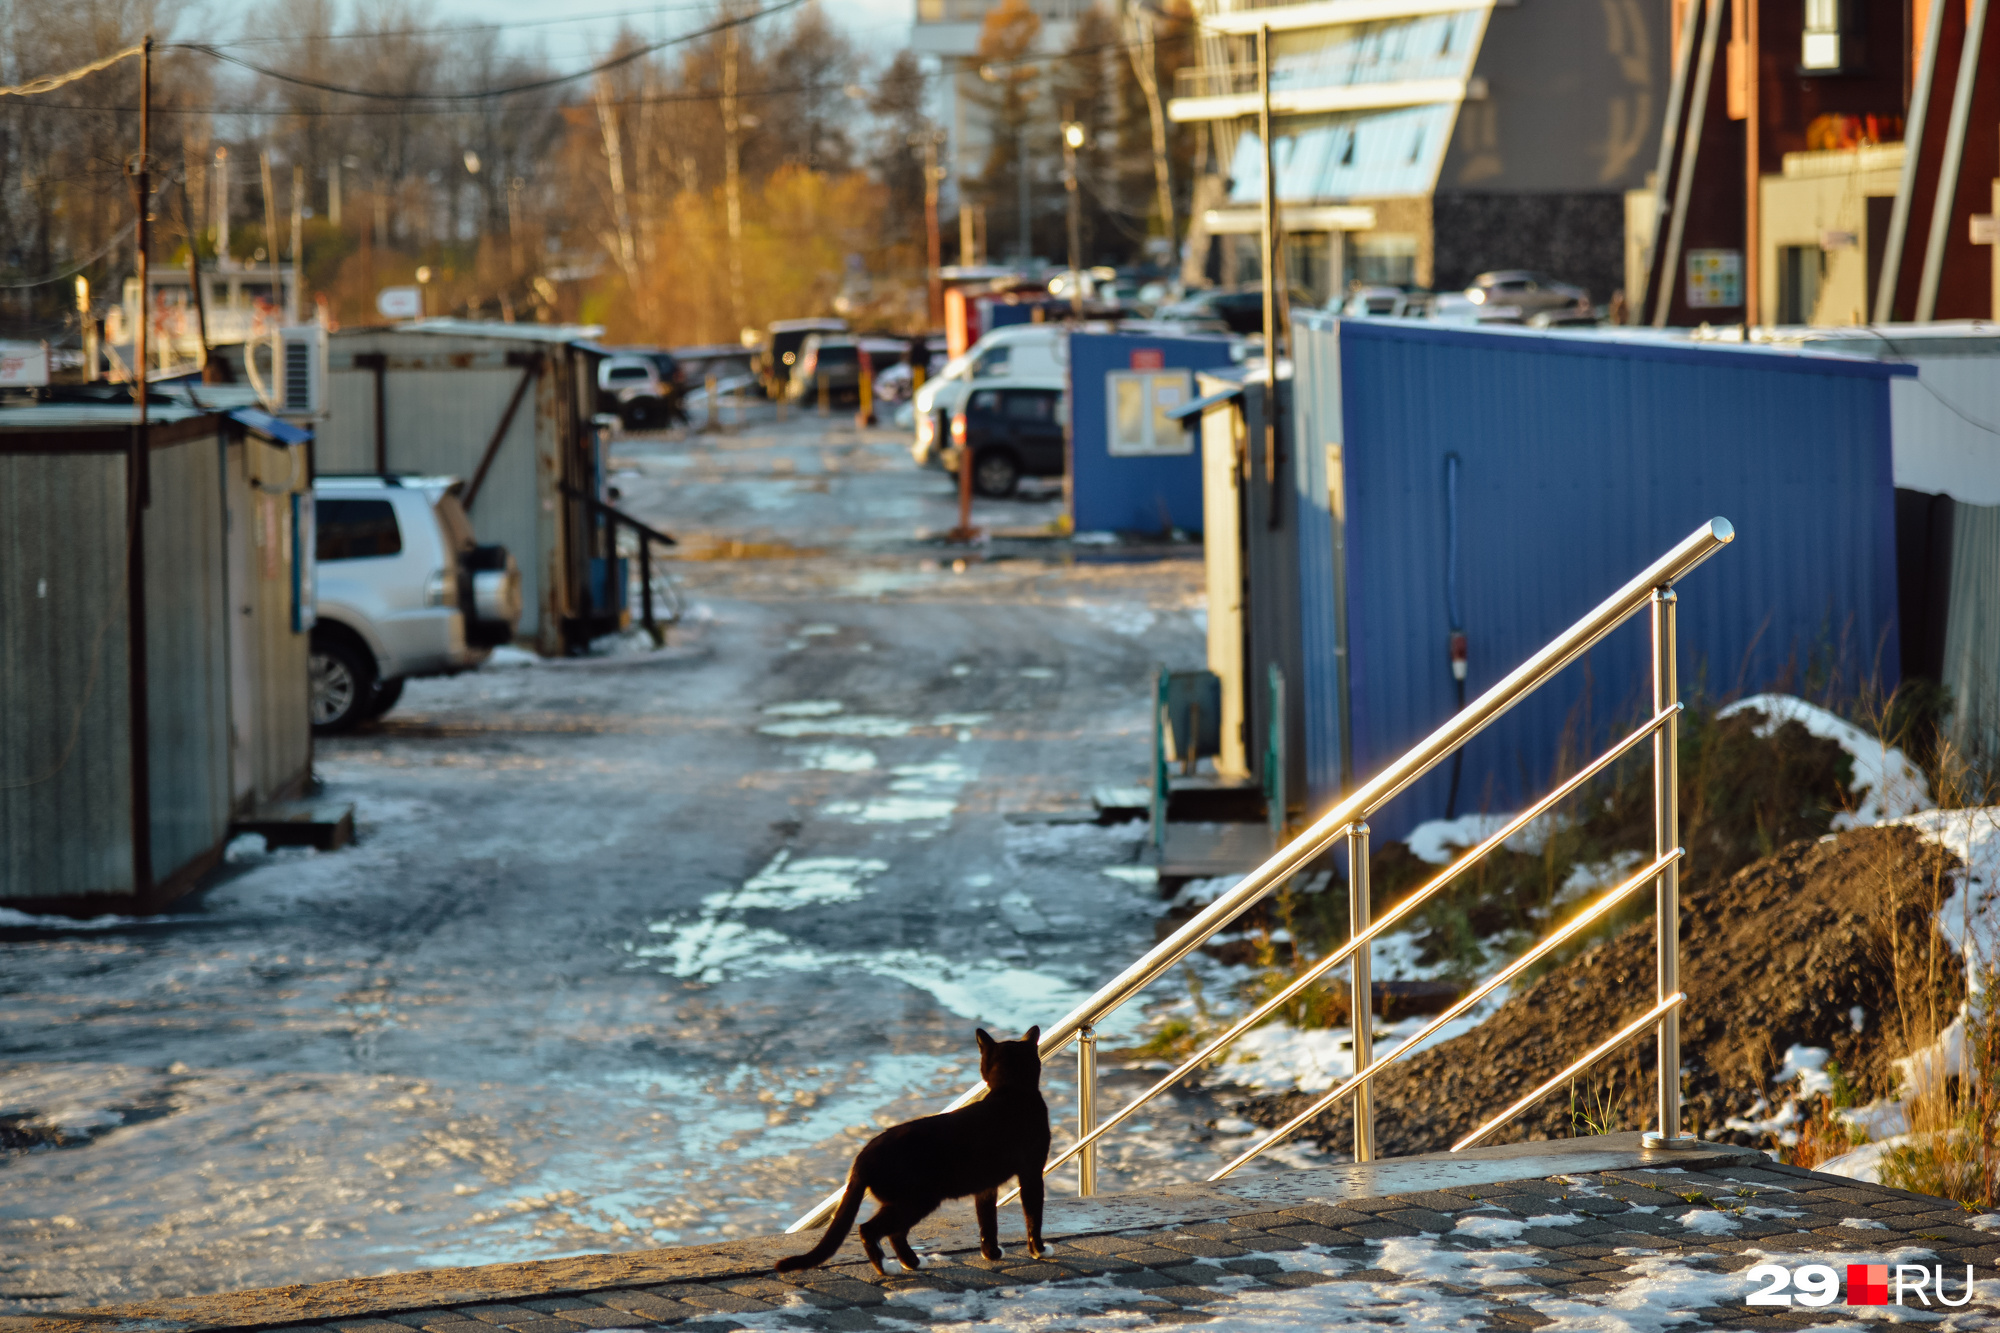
(204, 1), (723, 47)
(0, 219), (136, 288)
(172, 0), (806, 104)
(22, 30), (1188, 119)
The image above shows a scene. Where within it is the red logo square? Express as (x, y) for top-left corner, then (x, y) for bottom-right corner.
(1848, 1264), (1890, 1305)
(1130, 349), (1165, 370)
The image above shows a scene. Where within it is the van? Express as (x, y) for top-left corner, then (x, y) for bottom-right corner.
(911, 324), (1068, 468)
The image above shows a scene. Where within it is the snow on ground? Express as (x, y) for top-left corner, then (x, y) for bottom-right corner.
(1719, 694), (1933, 827)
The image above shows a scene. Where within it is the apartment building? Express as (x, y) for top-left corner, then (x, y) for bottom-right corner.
(1169, 0), (1670, 305)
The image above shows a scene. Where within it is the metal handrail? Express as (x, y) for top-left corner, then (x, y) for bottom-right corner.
(996, 703), (1681, 1199)
(786, 518), (1731, 1233)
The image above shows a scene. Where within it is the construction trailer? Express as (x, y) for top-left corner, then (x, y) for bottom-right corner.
(1066, 331), (1239, 537)
(0, 404), (314, 914)
(1752, 324), (2000, 764)
(315, 321), (630, 656)
(1195, 318), (1908, 844)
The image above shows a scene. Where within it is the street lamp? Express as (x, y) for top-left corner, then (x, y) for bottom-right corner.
(1061, 117), (1086, 316)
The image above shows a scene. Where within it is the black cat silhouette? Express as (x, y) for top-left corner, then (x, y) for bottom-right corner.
(775, 1026), (1051, 1274)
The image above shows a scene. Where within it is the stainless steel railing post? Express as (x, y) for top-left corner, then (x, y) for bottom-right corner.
(1650, 587), (1687, 1146)
(1348, 821), (1374, 1162)
(1077, 1024), (1098, 1196)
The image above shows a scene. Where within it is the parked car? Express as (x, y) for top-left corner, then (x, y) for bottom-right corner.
(785, 334), (910, 406)
(1155, 284), (1314, 335)
(1464, 270), (1590, 317)
(672, 343), (758, 388)
(598, 350), (686, 429)
(940, 385), (1067, 498)
(911, 324), (1069, 469)
(1341, 286), (1415, 316)
(755, 317), (848, 395)
(310, 475), (522, 732)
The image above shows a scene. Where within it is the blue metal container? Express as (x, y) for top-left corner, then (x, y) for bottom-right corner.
(1289, 317), (1908, 841)
(1069, 332), (1238, 536)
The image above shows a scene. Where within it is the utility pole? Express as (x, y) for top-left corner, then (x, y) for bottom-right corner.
(291, 162), (304, 322)
(213, 145), (229, 267)
(723, 14), (747, 336)
(1124, 1), (1175, 256)
(917, 129), (946, 325)
(261, 149), (281, 329)
(1017, 120), (1031, 265)
(126, 32), (155, 899)
(1062, 111), (1085, 316)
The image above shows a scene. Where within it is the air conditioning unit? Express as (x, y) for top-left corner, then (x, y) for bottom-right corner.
(277, 324), (328, 419)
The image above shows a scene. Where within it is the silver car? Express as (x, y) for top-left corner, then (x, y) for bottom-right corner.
(1464, 270), (1591, 317)
(310, 475), (522, 732)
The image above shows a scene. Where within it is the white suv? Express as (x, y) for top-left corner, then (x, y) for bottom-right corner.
(311, 475), (522, 732)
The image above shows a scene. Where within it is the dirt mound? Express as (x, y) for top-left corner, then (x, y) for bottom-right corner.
(1238, 826), (1964, 1156)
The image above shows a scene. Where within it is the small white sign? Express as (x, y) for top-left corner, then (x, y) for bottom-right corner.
(1819, 230), (1857, 251)
(1972, 215), (2000, 245)
(376, 286), (422, 319)
(0, 340), (49, 386)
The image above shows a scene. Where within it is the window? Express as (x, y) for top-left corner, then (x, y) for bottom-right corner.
(1776, 245), (1822, 324)
(1106, 370), (1193, 457)
(1802, 0), (1844, 69)
(969, 389), (1003, 415)
(316, 498), (402, 560)
(1003, 390), (1059, 423)
(1352, 233), (1418, 287)
(970, 344), (1012, 377)
(606, 364), (648, 380)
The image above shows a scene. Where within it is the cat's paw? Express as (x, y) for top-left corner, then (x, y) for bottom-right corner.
(980, 1244), (1005, 1262)
(898, 1254), (924, 1271)
(1027, 1239), (1048, 1260)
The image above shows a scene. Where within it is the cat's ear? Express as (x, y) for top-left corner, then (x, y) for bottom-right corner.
(1023, 1025), (1041, 1046)
(976, 1028), (994, 1054)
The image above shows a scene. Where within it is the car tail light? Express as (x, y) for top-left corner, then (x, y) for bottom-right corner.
(425, 568), (455, 607)
(950, 412), (967, 443)
(917, 413), (934, 446)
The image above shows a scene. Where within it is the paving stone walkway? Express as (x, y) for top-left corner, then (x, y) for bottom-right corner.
(9, 1137), (1998, 1333)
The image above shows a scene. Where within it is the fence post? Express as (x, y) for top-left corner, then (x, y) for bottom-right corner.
(1348, 821), (1375, 1162)
(640, 530), (659, 645)
(1077, 1025), (1097, 1196)
(1651, 587), (1686, 1145)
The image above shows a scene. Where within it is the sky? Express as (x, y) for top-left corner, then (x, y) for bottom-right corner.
(420, 0), (915, 69)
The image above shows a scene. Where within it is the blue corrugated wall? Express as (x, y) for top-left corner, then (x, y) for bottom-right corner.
(1292, 317), (1904, 843)
(1070, 332), (1238, 535)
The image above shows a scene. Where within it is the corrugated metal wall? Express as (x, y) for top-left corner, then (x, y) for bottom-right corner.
(144, 431), (234, 881)
(320, 333), (558, 649)
(1292, 318), (1902, 842)
(0, 452), (133, 900)
(226, 437), (312, 808)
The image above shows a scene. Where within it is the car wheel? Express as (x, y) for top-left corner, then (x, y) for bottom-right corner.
(972, 448), (1020, 499)
(310, 633), (377, 734)
(361, 677), (405, 722)
(624, 398), (664, 430)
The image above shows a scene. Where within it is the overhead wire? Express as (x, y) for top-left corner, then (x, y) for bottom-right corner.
(0, 42), (145, 98)
(0, 218), (137, 288)
(171, 0), (808, 104)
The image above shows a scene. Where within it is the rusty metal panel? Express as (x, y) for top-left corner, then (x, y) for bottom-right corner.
(324, 331), (563, 647)
(228, 436), (313, 808)
(0, 451), (134, 901)
(143, 429), (233, 882)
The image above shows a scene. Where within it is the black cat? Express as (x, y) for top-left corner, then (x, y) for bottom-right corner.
(775, 1026), (1051, 1274)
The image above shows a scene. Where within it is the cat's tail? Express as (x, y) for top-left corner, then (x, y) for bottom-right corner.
(773, 1177), (865, 1273)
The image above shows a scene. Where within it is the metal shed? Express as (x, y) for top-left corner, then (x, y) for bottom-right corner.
(1206, 318), (1907, 843)
(315, 321), (626, 655)
(1067, 332), (1238, 536)
(1, 404), (314, 913)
